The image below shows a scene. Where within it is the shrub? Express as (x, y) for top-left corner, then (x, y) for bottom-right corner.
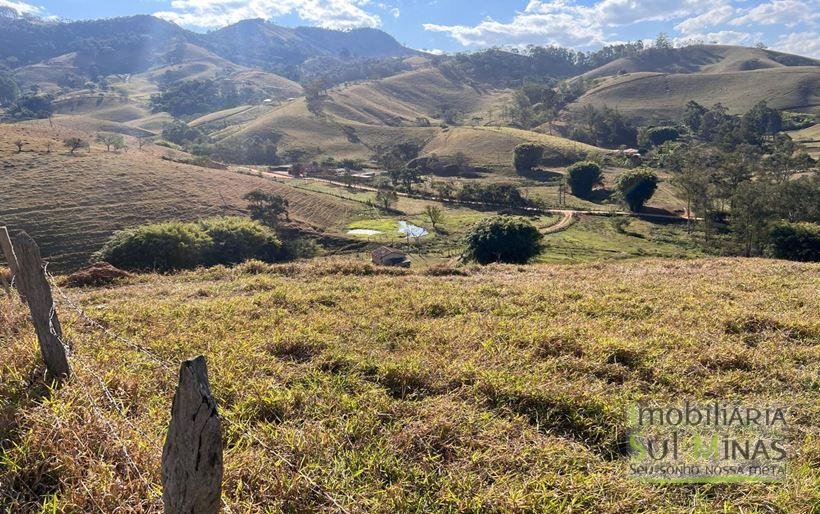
(514, 143), (544, 172)
(96, 217), (281, 271)
(639, 126), (679, 147)
(96, 221), (213, 271)
(465, 216), (542, 264)
(615, 168), (658, 212)
(198, 217), (281, 265)
(566, 161), (603, 198)
(766, 222), (820, 262)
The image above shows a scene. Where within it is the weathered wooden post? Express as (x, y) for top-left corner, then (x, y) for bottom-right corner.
(0, 226), (20, 295)
(162, 356), (223, 514)
(11, 231), (71, 379)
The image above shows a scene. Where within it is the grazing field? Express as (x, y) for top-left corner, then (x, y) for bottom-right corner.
(1, 258), (817, 512)
(0, 123), (365, 270)
(566, 66), (820, 124)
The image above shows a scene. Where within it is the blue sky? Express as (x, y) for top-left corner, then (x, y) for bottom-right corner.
(3, 0), (819, 57)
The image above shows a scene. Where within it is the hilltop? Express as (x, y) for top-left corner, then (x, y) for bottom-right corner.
(561, 45), (819, 125)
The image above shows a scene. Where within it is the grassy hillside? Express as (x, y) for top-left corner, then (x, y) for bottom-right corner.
(790, 123), (820, 159)
(421, 126), (605, 169)
(566, 66), (819, 125)
(322, 67), (510, 126)
(578, 45), (819, 81)
(0, 122), (365, 270)
(1, 258), (817, 511)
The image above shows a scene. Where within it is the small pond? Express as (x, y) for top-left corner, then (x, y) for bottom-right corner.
(347, 229), (383, 236)
(398, 221), (428, 238)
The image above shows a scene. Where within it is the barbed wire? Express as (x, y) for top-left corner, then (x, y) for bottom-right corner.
(43, 272), (348, 513)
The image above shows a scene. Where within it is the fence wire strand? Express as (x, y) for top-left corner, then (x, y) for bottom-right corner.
(42, 271), (350, 513)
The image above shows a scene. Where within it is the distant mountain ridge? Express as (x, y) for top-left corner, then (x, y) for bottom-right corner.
(0, 14), (417, 77)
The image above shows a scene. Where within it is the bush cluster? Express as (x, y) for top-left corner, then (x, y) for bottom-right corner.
(465, 216), (542, 264)
(96, 217), (281, 271)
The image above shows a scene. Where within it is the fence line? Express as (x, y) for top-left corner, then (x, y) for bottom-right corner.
(38, 262), (349, 513)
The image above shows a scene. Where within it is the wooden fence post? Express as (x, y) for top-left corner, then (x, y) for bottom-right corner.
(11, 231), (71, 379)
(162, 356), (223, 514)
(0, 226), (20, 295)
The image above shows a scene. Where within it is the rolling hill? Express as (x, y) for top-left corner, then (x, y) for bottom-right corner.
(0, 122), (366, 270)
(563, 45), (820, 125)
(578, 45), (819, 80)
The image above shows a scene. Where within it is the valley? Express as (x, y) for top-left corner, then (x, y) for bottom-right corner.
(0, 8), (818, 514)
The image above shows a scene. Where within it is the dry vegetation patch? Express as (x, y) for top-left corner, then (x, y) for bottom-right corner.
(0, 258), (818, 512)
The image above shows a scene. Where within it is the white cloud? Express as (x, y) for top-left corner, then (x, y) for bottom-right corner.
(0, 0), (41, 16)
(155, 0), (381, 30)
(771, 31), (820, 57)
(423, 2), (605, 48)
(673, 30), (755, 45)
(590, 0), (720, 26)
(424, 0), (728, 48)
(674, 5), (735, 33)
(731, 0), (818, 28)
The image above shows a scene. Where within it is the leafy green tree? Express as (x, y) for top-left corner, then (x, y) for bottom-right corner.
(162, 120), (205, 145)
(4, 93), (53, 120)
(681, 100), (707, 134)
(243, 189), (289, 227)
(615, 168), (659, 212)
(96, 221), (214, 271)
(375, 182), (399, 211)
(424, 205), (444, 232)
(730, 181), (775, 257)
(198, 217), (281, 265)
(566, 161), (603, 199)
(639, 126), (679, 147)
(766, 222), (820, 262)
(514, 143), (544, 172)
(96, 132), (125, 152)
(465, 216), (542, 264)
(0, 66), (19, 106)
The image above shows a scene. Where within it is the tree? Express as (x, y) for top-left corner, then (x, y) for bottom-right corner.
(681, 100), (707, 134)
(375, 182), (399, 211)
(465, 216), (542, 264)
(96, 132), (125, 152)
(615, 168), (658, 212)
(138, 136), (153, 150)
(639, 126), (679, 147)
(655, 33), (672, 49)
(766, 222), (820, 262)
(514, 143), (544, 172)
(63, 137), (88, 155)
(431, 181), (456, 201)
(730, 181), (775, 257)
(388, 167), (422, 192)
(566, 161), (603, 198)
(424, 205), (444, 232)
(243, 189), (289, 228)
(0, 66), (19, 106)
(4, 93), (53, 120)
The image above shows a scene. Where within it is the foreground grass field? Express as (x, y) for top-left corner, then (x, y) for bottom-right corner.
(1, 258), (817, 512)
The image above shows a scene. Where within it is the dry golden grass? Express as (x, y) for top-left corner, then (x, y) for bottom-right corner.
(567, 66), (820, 125)
(1, 257), (817, 512)
(0, 123), (365, 270)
